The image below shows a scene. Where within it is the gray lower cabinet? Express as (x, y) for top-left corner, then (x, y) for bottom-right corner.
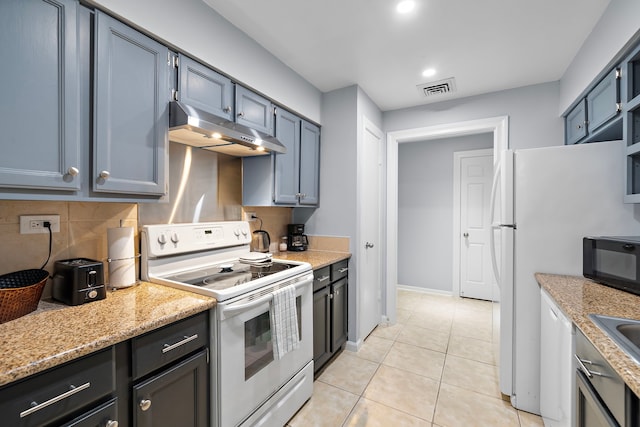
(0, 0), (81, 191)
(244, 109), (320, 207)
(93, 11), (169, 196)
(0, 312), (209, 427)
(133, 350), (208, 427)
(312, 260), (349, 373)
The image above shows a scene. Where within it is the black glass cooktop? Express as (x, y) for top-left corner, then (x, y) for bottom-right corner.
(163, 261), (298, 291)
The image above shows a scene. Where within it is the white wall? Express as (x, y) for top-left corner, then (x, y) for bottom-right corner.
(89, 0), (322, 123)
(398, 134), (493, 293)
(384, 82), (563, 151)
(560, 0), (640, 114)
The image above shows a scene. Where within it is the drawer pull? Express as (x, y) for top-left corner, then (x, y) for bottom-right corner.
(106, 421), (119, 427)
(574, 354), (603, 378)
(20, 382), (91, 418)
(162, 334), (199, 354)
(139, 399), (152, 411)
(338, 267), (349, 273)
(317, 275), (330, 282)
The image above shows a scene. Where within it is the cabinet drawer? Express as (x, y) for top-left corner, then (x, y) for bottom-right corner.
(313, 266), (331, 292)
(330, 259), (349, 282)
(0, 348), (115, 427)
(132, 311), (208, 380)
(63, 398), (118, 427)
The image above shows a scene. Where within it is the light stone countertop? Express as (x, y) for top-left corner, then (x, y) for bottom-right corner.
(536, 273), (640, 398)
(0, 281), (215, 387)
(273, 250), (351, 270)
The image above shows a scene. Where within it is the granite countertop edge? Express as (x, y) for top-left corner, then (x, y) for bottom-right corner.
(273, 250), (351, 270)
(0, 281), (216, 387)
(536, 273), (640, 398)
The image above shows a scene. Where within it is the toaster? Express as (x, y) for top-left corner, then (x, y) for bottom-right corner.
(53, 258), (106, 306)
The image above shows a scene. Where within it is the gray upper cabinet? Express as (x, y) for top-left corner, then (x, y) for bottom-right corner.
(587, 68), (621, 134)
(565, 99), (588, 145)
(0, 0), (81, 191)
(565, 67), (621, 145)
(178, 55), (234, 121)
(243, 109), (320, 207)
(94, 11), (169, 195)
(236, 86), (274, 135)
(298, 120), (321, 206)
(274, 109), (302, 204)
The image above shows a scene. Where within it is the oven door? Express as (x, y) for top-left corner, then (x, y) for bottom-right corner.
(216, 273), (313, 427)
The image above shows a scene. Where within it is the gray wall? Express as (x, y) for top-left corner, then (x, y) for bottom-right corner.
(560, 0), (640, 114)
(384, 81), (563, 150)
(398, 134), (493, 293)
(90, 0), (322, 123)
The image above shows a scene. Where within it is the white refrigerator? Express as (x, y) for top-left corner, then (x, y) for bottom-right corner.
(490, 140), (640, 415)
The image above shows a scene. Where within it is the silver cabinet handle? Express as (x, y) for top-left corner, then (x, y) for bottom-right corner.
(574, 354), (603, 378)
(99, 170), (110, 179)
(162, 334), (199, 354)
(139, 399), (152, 411)
(338, 268), (349, 273)
(20, 382), (91, 418)
(317, 275), (330, 282)
(106, 421), (119, 427)
(335, 290), (340, 296)
(237, 112), (245, 118)
(223, 106), (232, 113)
(365, 242), (374, 249)
(67, 166), (79, 176)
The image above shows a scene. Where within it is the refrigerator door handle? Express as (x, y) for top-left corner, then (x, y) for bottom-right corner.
(490, 161), (502, 287)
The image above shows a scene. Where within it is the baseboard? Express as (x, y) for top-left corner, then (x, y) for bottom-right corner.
(397, 284), (453, 297)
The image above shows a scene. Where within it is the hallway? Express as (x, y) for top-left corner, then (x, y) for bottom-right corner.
(288, 288), (544, 426)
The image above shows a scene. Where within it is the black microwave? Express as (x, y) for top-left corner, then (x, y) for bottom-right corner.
(583, 236), (640, 295)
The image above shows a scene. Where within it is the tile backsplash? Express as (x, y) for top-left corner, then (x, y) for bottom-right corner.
(0, 200), (138, 298)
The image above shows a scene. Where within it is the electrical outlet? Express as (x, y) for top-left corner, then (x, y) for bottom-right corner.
(244, 211), (257, 221)
(20, 215), (60, 234)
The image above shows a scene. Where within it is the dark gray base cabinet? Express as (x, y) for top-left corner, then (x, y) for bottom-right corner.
(133, 350), (208, 427)
(312, 260), (349, 374)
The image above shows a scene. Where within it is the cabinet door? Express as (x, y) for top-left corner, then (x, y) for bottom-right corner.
(587, 68), (620, 134)
(274, 109), (301, 204)
(94, 11), (169, 195)
(299, 120), (321, 206)
(313, 287), (331, 372)
(178, 55), (233, 121)
(566, 99), (588, 144)
(331, 277), (348, 351)
(133, 350), (208, 427)
(0, 0), (81, 191)
(235, 86), (274, 135)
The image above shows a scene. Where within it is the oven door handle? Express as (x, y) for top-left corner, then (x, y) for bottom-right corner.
(220, 278), (310, 316)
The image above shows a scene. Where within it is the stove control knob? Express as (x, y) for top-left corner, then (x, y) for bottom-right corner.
(234, 229), (240, 237)
(157, 234), (167, 245)
(241, 228), (248, 237)
(170, 232), (179, 244)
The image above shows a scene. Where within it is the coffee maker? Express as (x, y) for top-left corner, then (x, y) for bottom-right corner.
(287, 224), (308, 251)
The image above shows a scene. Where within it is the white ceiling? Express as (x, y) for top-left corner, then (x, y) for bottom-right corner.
(202, 0), (611, 112)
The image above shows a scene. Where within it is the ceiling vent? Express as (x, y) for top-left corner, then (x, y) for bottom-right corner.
(417, 77), (457, 98)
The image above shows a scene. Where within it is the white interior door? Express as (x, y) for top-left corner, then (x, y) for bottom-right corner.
(458, 151), (494, 300)
(358, 118), (382, 340)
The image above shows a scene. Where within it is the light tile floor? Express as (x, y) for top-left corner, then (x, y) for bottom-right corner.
(287, 289), (545, 427)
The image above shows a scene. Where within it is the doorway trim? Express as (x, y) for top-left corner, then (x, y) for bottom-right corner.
(385, 116), (509, 324)
(452, 148), (494, 299)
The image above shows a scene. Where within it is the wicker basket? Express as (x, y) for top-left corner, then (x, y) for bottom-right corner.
(0, 269), (49, 324)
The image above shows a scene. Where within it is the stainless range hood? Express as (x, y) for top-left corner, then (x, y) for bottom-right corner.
(168, 101), (286, 156)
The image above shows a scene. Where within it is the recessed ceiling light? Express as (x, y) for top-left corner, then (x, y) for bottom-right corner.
(396, 0), (416, 14)
(422, 68), (436, 78)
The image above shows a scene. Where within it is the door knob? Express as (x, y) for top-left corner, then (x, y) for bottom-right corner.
(365, 242), (374, 249)
(463, 232), (469, 238)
